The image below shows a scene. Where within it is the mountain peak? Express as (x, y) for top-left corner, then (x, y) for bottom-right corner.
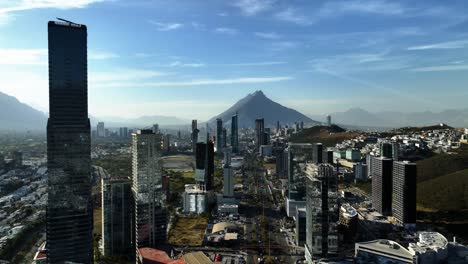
(252, 90), (265, 97)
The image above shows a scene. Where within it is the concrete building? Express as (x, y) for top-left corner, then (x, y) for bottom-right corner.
(355, 240), (416, 264)
(119, 127), (129, 138)
(408, 232), (448, 264)
(223, 148), (234, 198)
(312, 143), (323, 164)
(354, 163), (368, 181)
(132, 130), (167, 249)
(259, 145), (273, 157)
(346, 148), (361, 161)
(371, 157), (393, 216)
(46, 19), (94, 263)
(102, 177), (134, 257)
(305, 164), (339, 261)
(183, 184), (207, 214)
(392, 161), (417, 227)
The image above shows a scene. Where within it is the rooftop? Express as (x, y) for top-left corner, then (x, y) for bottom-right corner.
(182, 251), (213, 264)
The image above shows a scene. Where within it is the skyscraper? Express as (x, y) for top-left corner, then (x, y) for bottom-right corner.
(255, 118), (265, 148)
(392, 161), (417, 227)
(216, 118), (223, 152)
(223, 148), (234, 197)
(305, 164), (339, 261)
(312, 143), (323, 164)
(326, 115), (332, 127)
(102, 177), (134, 257)
(371, 157), (393, 216)
(195, 141), (214, 190)
(380, 142), (393, 158)
(97, 121), (105, 137)
(152, 123), (160, 134)
(191, 119), (199, 153)
(231, 113), (239, 154)
(222, 128), (227, 148)
(132, 130), (167, 249)
(46, 19), (93, 263)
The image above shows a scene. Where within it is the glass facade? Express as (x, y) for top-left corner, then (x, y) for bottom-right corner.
(231, 114), (239, 154)
(132, 130), (167, 249)
(46, 20), (93, 263)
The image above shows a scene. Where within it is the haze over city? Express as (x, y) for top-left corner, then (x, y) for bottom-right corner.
(1, 0), (468, 120)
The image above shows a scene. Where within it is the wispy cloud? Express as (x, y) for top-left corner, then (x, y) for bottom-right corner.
(148, 21), (183, 31)
(407, 40), (468, 50)
(0, 48), (47, 65)
(220, 61), (286, 66)
(254, 32), (281, 39)
(274, 8), (313, 25)
(320, 0), (407, 16)
(232, 0), (274, 16)
(214, 27), (238, 35)
(168, 61), (205, 68)
(410, 64), (468, 72)
(93, 76), (292, 88)
(89, 50), (119, 60)
(90, 68), (169, 83)
(269, 41), (299, 51)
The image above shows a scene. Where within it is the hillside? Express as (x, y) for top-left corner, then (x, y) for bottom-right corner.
(0, 91), (47, 131)
(418, 169), (468, 211)
(393, 123), (453, 134)
(417, 151), (468, 183)
(289, 125), (360, 147)
(208, 90), (317, 128)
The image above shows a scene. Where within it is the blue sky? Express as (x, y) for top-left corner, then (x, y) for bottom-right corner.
(0, 0), (468, 120)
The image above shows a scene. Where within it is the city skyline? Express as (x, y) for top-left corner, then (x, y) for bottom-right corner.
(1, 0), (468, 120)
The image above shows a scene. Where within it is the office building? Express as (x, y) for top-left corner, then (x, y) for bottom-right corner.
(325, 150), (334, 164)
(216, 118), (223, 152)
(119, 127), (128, 138)
(287, 143), (313, 201)
(346, 148), (361, 161)
(152, 123), (159, 134)
(132, 130), (167, 249)
(327, 115), (332, 127)
(255, 118), (265, 148)
(0, 153), (4, 170)
(300, 121), (304, 130)
(392, 161), (417, 227)
(296, 208), (307, 246)
(392, 142), (399, 161)
(183, 184), (207, 214)
(380, 142), (393, 158)
(163, 134), (171, 152)
(12, 151), (23, 168)
(46, 19), (93, 263)
(231, 113), (239, 154)
(276, 121), (280, 133)
(354, 163), (368, 181)
(191, 119), (199, 153)
(97, 121), (105, 137)
(371, 157), (393, 216)
(195, 141), (214, 190)
(312, 143), (323, 164)
(305, 164), (339, 261)
(222, 128), (227, 148)
(408, 232), (448, 264)
(223, 148), (234, 197)
(102, 177), (134, 257)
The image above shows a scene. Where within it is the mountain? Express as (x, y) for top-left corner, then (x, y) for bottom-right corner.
(208, 90), (317, 128)
(289, 125), (361, 148)
(314, 107), (468, 128)
(0, 91), (47, 131)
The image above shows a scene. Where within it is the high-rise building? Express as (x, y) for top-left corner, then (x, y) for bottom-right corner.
(102, 177), (134, 257)
(255, 118), (266, 148)
(195, 141), (214, 190)
(119, 127), (128, 138)
(97, 121), (105, 137)
(327, 115), (332, 127)
(222, 128), (227, 148)
(392, 161), (417, 227)
(380, 142), (393, 158)
(46, 19), (93, 263)
(371, 157), (393, 216)
(392, 142), (399, 161)
(231, 113), (239, 154)
(0, 153), (4, 169)
(152, 124), (159, 134)
(300, 121), (304, 130)
(12, 151), (23, 168)
(163, 134), (171, 152)
(216, 118), (223, 152)
(276, 120), (280, 134)
(223, 148), (234, 197)
(312, 143), (323, 164)
(305, 164), (339, 261)
(132, 130), (167, 249)
(191, 119), (199, 153)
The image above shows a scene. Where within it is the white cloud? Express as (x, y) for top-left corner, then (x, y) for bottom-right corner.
(220, 61), (286, 66)
(319, 0), (407, 16)
(274, 8), (313, 25)
(148, 21), (183, 31)
(254, 32), (281, 39)
(168, 61), (205, 68)
(89, 50), (119, 60)
(269, 41), (299, 51)
(214, 27), (238, 35)
(407, 40), (468, 50)
(410, 64), (468, 72)
(232, 0), (274, 16)
(0, 48), (47, 65)
(89, 68), (169, 83)
(93, 76), (292, 88)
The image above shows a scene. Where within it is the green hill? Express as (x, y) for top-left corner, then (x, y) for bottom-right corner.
(418, 169), (468, 211)
(289, 125), (360, 147)
(417, 151), (468, 182)
(393, 124), (453, 134)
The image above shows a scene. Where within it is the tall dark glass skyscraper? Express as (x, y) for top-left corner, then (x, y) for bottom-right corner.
(46, 20), (93, 263)
(216, 118), (223, 152)
(231, 113), (239, 154)
(255, 118), (265, 148)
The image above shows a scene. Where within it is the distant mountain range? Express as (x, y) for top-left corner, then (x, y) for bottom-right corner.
(208, 90), (317, 128)
(0, 91), (47, 131)
(91, 115), (190, 128)
(310, 107), (468, 128)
